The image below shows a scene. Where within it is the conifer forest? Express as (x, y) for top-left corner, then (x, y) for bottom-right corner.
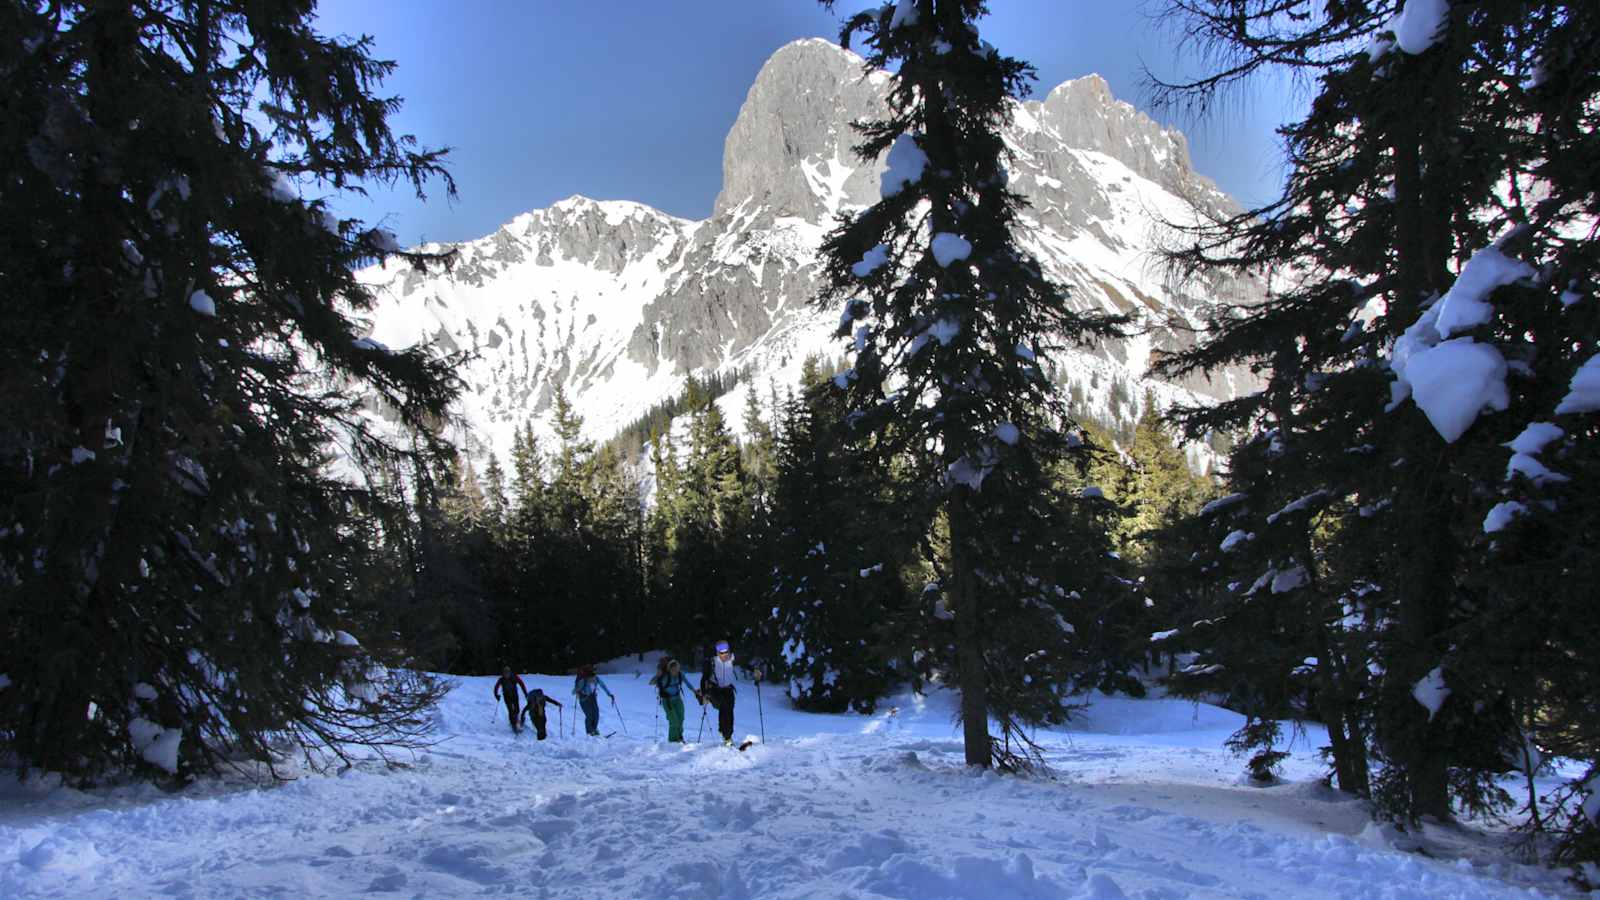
(3, 0), (1599, 883)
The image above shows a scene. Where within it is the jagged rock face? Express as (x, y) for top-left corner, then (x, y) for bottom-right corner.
(627, 206), (827, 376)
(356, 39), (1262, 463)
(1034, 76), (1208, 201)
(714, 38), (889, 220)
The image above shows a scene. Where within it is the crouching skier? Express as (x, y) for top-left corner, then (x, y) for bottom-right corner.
(493, 667), (529, 735)
(572, 665), (615, 736)
(697, 640), (762, 746)
(649, 657), (694, 743)
(521, 688), (563, 740)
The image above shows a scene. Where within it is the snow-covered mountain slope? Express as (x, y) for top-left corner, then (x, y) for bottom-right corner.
(0, 664), (1572, 897)
(355, 39), (1262, 463)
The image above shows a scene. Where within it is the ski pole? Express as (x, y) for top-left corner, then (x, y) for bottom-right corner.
(756, 676), (765, 743)
(697, 692), (708, 742)
(610, 695), (629, 736)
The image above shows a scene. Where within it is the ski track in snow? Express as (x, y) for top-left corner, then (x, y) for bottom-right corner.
(0, 666), (1577, 899)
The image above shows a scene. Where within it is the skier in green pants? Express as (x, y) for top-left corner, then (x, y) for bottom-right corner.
(649, 657), (694, 742)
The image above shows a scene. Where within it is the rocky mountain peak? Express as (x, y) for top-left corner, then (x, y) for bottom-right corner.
(1032, 75), (1206, 203)
(714, 38), (888, 219)
(493, 195), (693, 276)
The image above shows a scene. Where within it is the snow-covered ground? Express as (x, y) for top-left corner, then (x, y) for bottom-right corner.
(1, 656), (1582, 898)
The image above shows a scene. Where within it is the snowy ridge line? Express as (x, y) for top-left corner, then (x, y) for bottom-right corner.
(0, 665), (1573, 898)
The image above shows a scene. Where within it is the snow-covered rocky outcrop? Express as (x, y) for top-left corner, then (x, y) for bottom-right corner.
(355, 38), (1262, 463)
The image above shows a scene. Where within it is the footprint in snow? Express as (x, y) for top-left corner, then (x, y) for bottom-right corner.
(823, 828), (912, 869)
(538, 792), (580, 817)
(1107, 804), (1163, 823)
(309, 844), (356, 866)
(527, 817), (579, 844)
(419, 843), (511, 885)
(19, 835), (104, 872)
(366, 871), (406, 892)
(700, 795), (757, 830)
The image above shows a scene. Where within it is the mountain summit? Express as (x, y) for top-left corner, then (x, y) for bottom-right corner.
(356, 39), (1260, 463)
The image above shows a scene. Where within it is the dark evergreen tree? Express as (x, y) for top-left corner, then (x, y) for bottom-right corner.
(758, 358), (918, 713)
(741, 384), (779, 498)
(642, 425), (685, 645)
(0, 0), (459, 780)
(481, 453), (509, 537)
(1043, 420), (1158, 699)
(502, 421), (549, 667)
(1152, 426), (1379, 790)
(1149, 0), (1600, 849)
(408, 455), (497, 673)
(542, 385), (596, 660)
(819, 0), (1126, 768)
(681, 383), (755, 640)
(1095, 403), (1221, 686)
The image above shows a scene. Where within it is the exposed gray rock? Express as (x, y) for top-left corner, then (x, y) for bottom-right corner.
(520, 197), (690, 274)
(629, 204), (826, 375)
(715, 38), (889, 219)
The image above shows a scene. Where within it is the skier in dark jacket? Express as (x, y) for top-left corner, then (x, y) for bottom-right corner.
(698, 640), (762, 746)
(493, 668), (529, 734)
(572, 665), (615, 736)
(649, 657), (694, 743)
(521, 688), (563, 740)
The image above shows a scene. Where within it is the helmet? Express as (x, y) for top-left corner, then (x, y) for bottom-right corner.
(715, 641), (730, 654)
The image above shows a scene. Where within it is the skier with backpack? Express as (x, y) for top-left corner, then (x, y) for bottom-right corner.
(572, 664), (615, 737)
(521, 687), (563, 740)
(648, 656), (695, 743)
(697, 640), (762, 747)
(493, 667), (529, 735)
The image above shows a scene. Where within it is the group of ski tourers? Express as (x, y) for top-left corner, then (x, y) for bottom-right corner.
(492, 640), (763, 747)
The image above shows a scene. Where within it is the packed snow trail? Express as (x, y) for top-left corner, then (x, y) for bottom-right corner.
(0, 658), (1576, 898)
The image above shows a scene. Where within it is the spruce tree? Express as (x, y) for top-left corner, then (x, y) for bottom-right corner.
(0, 0), (459, 780)
(1119, 399), (1215, 565)
(819, 0), (1125, 768)
(502, 421), (550, 667)
(643, 425), (686, 644)
(408, 455), (496, 673)
(741, 384), (779, 499)
(482, 454), (509, 536)
(759, 358), (917, 712)
(679, 386), (755, 643)
(1150, 0), (1600, 842)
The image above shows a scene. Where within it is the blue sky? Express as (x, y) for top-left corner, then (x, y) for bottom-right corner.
(312, 1), (1302, 246)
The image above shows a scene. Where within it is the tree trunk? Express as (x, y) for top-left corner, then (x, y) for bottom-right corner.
(1314, 629), (1369, 797)
(949, 494), (990, 768)
(1388, 94), (1457, 824)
